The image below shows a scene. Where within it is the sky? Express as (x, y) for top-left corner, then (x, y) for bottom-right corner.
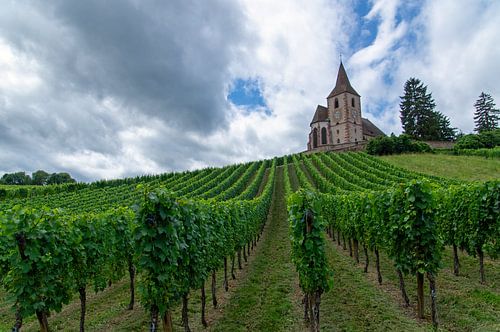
(1, 0), (499, 182)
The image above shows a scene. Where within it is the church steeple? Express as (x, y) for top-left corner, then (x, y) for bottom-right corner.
(327, 62), (360, 98)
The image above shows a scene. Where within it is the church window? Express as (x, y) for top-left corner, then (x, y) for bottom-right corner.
(336, 129), (339, 135)
(321, 127), (327, 145)
(334, 98), (339, 108)
(313, 128), (318, 148)
(337, 138), (340, 143)
(351, 98), (355, 107)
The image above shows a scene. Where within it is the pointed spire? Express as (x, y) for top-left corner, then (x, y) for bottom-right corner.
(327, 61), (360, 98)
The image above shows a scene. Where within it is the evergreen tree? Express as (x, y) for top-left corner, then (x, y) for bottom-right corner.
(473, 92), (499, 133)
(400, 78), (455, 141)
(400, 78), (435, 139)
(436, 112), (456, 141)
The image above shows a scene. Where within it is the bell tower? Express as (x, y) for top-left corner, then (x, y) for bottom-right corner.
(326, 62), (363, 145)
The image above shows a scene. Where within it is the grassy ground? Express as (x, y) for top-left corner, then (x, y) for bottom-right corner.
(380, 153), (500, 181)
(211, 166), (304, 331)
(326, 236), (500, 331)
(320, 238), (426, 331)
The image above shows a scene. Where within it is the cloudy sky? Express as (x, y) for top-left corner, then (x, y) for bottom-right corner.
(1, 0), (499, 181)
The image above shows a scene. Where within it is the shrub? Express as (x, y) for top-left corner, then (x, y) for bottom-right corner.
(367, 134), (432, 155)
(478, 129), (500, 148)
(454, 134), (485, 150)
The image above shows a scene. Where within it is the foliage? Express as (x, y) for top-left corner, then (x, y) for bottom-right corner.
(70, 213), (115, 293)
(0, 172), (32, 185)
(387, 180), (443, 275)
(467, 181), (500, 258)
(134, 189), (196, 315)
(0, 207), (75, 319)
(454, 134), (485, 150)
(31, 170), (50, 186)
(399, 77), (456, 141)
(366, 134), (432, 155)
(454, 129), (500, 150)
(477, 129), (500, 148)
(474, 92), (499, 133)
(436, 182), (500, 259)
(288, 190), (333, 294)
(132, 159), (276, 323)
(0, 171), (76, 186)
(46, 172), (76, 185)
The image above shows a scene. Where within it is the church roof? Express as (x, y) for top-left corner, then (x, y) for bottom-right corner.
(310, 105), (329, 124)
(362, 117), (385, 137)
(327, 62), (360, 98)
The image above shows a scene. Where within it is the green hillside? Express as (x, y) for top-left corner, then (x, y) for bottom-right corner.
(380, 153), (500, 182)
(0, 152), (498, 331)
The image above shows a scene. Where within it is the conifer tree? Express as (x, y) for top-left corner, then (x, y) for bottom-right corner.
(436, 112), (456, 141)
(474, 92), (499, 133)
(400, 78), (455, 141)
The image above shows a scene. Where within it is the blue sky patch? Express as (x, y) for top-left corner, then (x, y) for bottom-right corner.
(349, 0), (380, 51)
(228, 78), (269, 114)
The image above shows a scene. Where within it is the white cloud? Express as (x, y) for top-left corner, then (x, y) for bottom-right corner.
(411, 0), (500, 132)
(0, 38), (41, 93)
(1, 0), (499, 181)
(218, 0), (351, 158)
(349, 0), (500, 134)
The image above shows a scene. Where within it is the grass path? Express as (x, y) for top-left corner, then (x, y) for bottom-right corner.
(211, 166), (304, 331)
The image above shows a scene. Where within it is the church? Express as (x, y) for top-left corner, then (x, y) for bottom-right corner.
(307, 62), (384, 152)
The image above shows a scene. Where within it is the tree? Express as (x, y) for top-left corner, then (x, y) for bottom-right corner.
(32, 170), (50, 185)
(0, 172), (31, 185)
(435, 112), (456, 141)
(46, 172), (76, 185)
(400, 78), (455, 141)
(474, 92), (499, 133)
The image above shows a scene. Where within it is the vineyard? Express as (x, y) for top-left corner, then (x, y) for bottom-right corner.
(0, 152), (498, 331)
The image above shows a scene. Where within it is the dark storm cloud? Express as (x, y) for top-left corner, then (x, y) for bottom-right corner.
(1, 0), (246, 133)
(0, 0), (250, 181)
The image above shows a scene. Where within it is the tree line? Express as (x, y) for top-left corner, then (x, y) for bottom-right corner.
(368, 78), (499, 155)
(0, 170), (76, 186)
(400, 78), (499, 139)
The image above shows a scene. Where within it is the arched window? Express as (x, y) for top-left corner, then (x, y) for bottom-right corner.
(351, 98), (355, 107)
(334, 98), (339, 108)
(313, 128), (318, 148)
(337, 138), (340, 143)
(321, 127), (327, 145)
